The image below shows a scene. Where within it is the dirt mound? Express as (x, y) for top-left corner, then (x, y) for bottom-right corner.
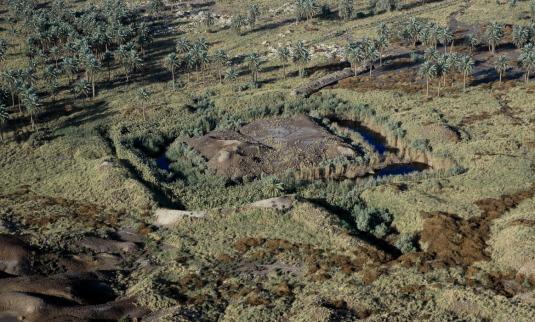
(186, 115), (357, 179)
(0, 234), (32, 276)
(419, 187), (535, 267)
(0, 204), (149, 321)
(422, 123), (461, 143)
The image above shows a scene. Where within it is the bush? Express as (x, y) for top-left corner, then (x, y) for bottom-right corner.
(351, 205), (393, 238)
(395, 233), (418, 254)
(260, 175), (286, 197)
(135, 132), (166, 155)
(185, 93), (215, 112)
(411, 138), (432, 152)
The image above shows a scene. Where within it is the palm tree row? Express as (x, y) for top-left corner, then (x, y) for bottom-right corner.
(418, 51), (475, 96)
(0, 0), (149, 132)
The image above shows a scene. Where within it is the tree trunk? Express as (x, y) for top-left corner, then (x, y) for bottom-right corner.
(283, 64), (286, 79)
(437, 80), (441, 96)
(379, 50), (383, 66)
(172, 70), (176, 90)
(30, 114), (35, 131)
(499, 72), (502, 83)
(142, 103), (146, 121)
(92, 77), (96, 99)
(426, 79), (429, 97)
(463, 73), (466, 92)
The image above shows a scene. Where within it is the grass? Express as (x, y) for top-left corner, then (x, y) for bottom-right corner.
(1, 0), (534, 320)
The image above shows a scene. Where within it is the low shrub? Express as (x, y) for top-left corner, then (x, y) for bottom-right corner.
(394, 233), (419, 254)
(351, 205), (393, 238)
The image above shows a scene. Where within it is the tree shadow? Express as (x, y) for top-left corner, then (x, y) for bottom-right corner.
(246, 18), (295, 34)
(305, 198), (402, 258)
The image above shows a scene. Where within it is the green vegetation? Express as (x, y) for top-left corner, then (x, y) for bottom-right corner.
(0, 0), (534, 320)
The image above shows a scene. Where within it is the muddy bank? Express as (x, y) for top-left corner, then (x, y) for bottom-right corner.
(185, 115), (359, 179)
(293, 115), (456, 181)
(0, 231), (149, 321)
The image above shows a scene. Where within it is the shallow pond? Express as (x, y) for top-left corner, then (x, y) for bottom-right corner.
(336, 119), (397, 155)
(156, 154), (171, 171)
(375, 162), (430, 177)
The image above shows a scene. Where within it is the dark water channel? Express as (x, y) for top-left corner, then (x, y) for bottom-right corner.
(375, 162), (430, 177)
(336, 119), (398, 155)
(156, 154), (171, 171)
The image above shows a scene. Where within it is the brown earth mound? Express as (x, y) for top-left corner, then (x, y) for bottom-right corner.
(186, 115), (358, 179)
(420, 186), (535, 267)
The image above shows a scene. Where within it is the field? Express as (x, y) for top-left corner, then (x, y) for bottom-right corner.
(0, 0), (534, 321)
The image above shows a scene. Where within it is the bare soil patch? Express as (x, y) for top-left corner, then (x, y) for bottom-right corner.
(420, 186), (535, 267)
(186, 115), (358, 179)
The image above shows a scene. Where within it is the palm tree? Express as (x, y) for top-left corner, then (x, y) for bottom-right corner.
(43, 65), (60, 99)
(437, 54), (452, 87)
(119, 49), (143, 82)
(363, 39), (379, 76)
(225, 67), (239, 82)
(73, 79), (91, 100)
(437, 26), (453, 53)
(20, 86), (40, 131)
(137, 88), (151, 121)
(101, 51), (114, 82)
(231, 14), (248, 35)
(0, 103), (8, 142)
(176, 38), (192, 54)
(467, 34), (479, 54)
(376, 22), (391, 41)
(164, 53), (180, 90)
(345, 42), (364, 76)
(248, 4), (261, 28)
(61, 56), (79, 83)
(245, 53), (261, 83)
(193, 44), (210, 82)
(423, 47), (440, 63)
(200, 11), (215, 32)
(136, 22), (153, 57)
(0, 39), (7, 65)
(276, 47), (291, 79)
(295, 0), (318, 23)
(375, 35), (389, 66)
(458, 54), (474, 92)
(418, 61), (437, 97)
(403, 17), (423, 48)
(485, 22), (504, 54)
(292, 41), (311, 77)
(519, 44), (535, 83)
(375, 0), (398, 13)
(148, 0), (164, 17)
(212, 49), (228, 84)
(494, 55), (509, 84)
(512, 25), (530, 49)
(338, 0), (354, 21)
(82, 53), (101, 99)
(2, 70), (18, 108)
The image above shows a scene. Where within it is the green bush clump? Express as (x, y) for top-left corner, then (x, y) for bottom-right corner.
(235, 82), (260, 92)
(136, 132), (166, 155)
(394, 233), (419, 254)
(351, 205), (393, 238)
(185, 93), (215, 112)
(260, 175), (286, 197)
(411, 138), (432, 152)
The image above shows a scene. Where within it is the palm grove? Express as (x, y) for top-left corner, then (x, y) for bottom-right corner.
(1, 0), (535, 142)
